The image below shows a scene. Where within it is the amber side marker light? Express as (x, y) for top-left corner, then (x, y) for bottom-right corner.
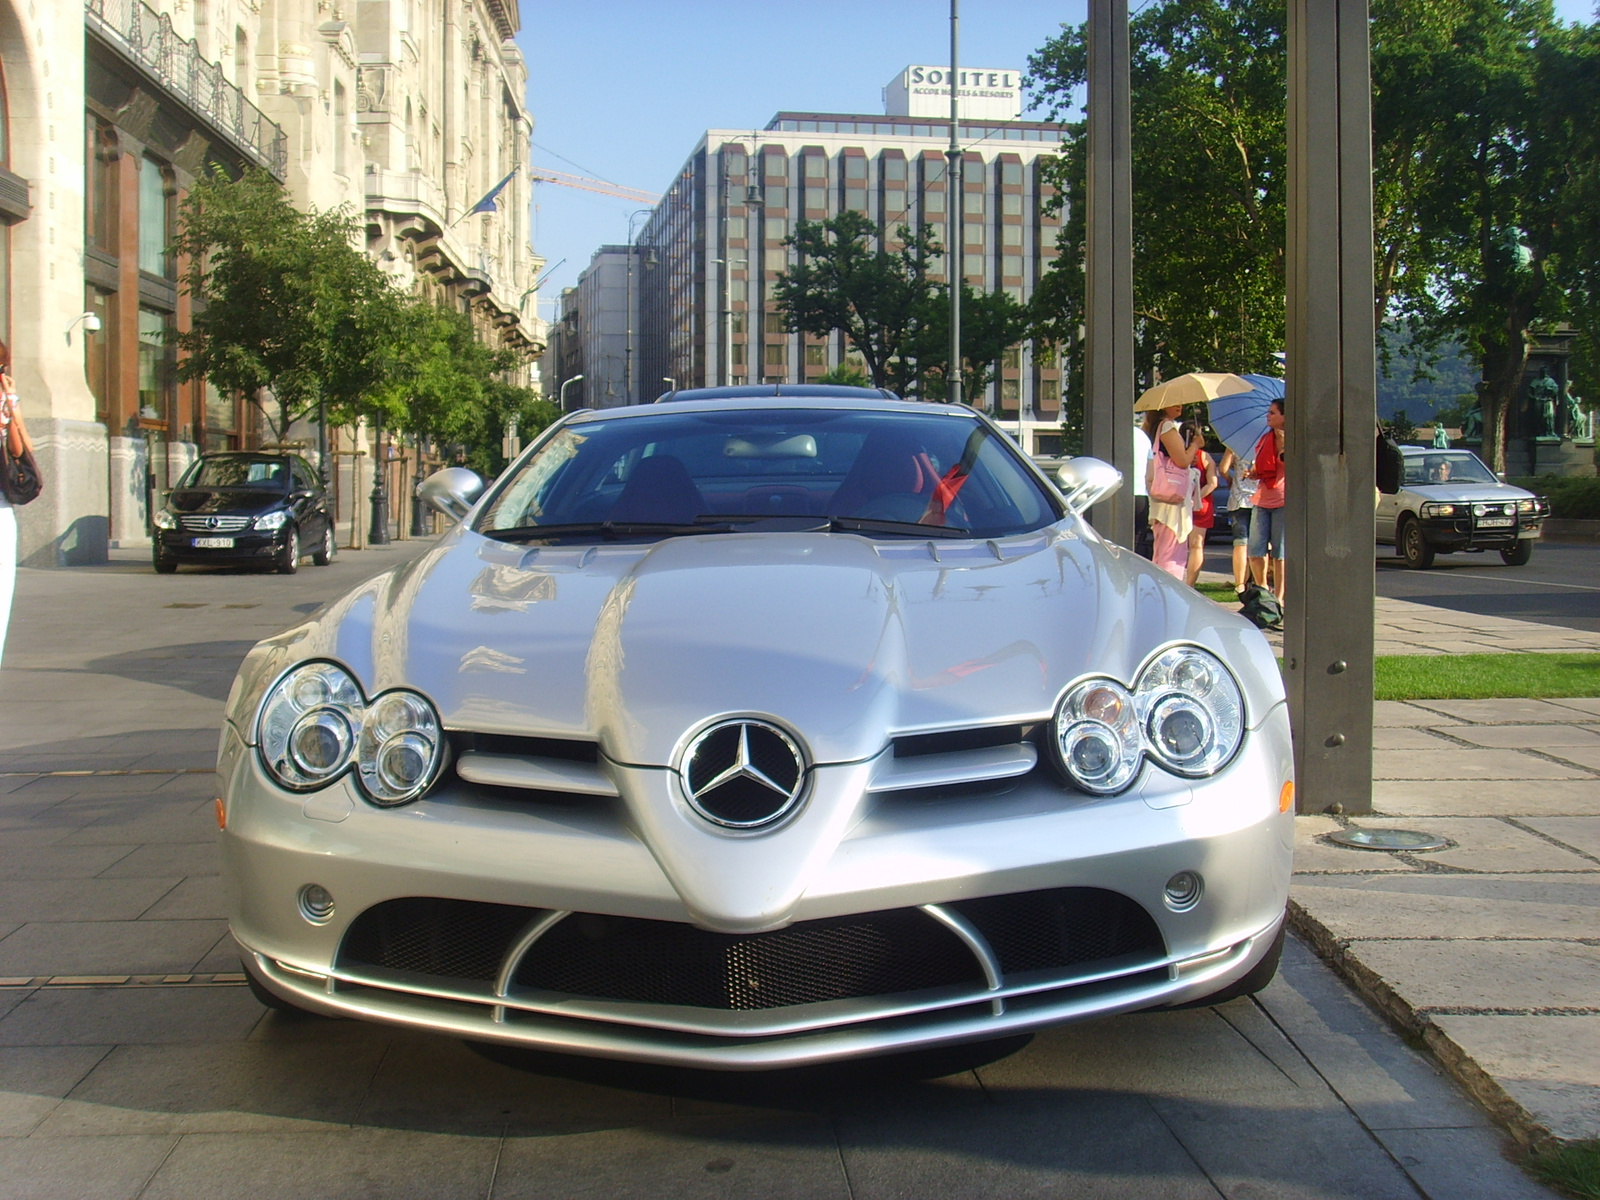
(1279, 781), (1295, 813)
(214, 798), (227, 830)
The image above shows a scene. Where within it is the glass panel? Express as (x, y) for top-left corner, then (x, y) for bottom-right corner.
(764, 217), (787, 241)
(805, 344), (826, 366)
(138, 160), (168, 276)
(804, 186), (825, 211)
(205, 381), (234, 434)
(764, 344), (785, 365)
(764, 153), (787, 178)
(764, 312), (786, 333)
(805, 156), (826, 178)
(765, 183), (786, 207)
(884, 157), (907, 182)
(730, 312), (746, 334)
(1002, 224), (1022, 245)
(724, 150), (746, 178)
(963, 192), (984, 214)
(1001, 162), (1023, 185)
(844, 188), (867, 212)
(731, 343), (746, 366)
(884, 190), (906, 218)
(1002, 194), (1023, 216)
(730, 279), (747, 302)
(137, 309), (170, 418)
(845, 157), (867, 180)
(1002, 255), (1023, 277)
(726, 216), (746, 240)
(924, 191), (945, 213)
(85, 288), (111, 422)
(963, 253), (984, 278)
(964, 224), (984, 244)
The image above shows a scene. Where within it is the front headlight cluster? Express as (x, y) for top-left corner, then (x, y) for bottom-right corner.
(254, 510), (289, 531)
(257, 661), (445, 806)
(1053, 646), (1246, 795)
(1420, 502), (1458, 518)
(153, 510), (176, 529)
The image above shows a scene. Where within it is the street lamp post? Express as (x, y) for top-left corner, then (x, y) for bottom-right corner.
(367, 416), (389, 546)
(559, 374), (584, 412)
(663, 377), (676, 394)
(945, 0), (963, 407)
(625, 208), (654, 405)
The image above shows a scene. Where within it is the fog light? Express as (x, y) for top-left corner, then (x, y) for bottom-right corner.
(1164, 871), (1203, 911)
(297, 884), (335, 924)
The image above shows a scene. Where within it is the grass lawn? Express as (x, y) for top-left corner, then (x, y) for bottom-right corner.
(1193, 581), (1241, 604)
(1527, 1140), (1600, 1200)
(1374, 652), (1600, 700)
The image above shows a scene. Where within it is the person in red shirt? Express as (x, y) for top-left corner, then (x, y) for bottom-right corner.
(1246, 398), (1286, 603)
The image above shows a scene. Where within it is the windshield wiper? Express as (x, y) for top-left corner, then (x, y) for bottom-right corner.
(483, 520), (735, 542)
(825, 516), (974, 538)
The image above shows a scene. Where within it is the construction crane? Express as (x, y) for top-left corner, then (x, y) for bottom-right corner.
(528, 167), (660, 206)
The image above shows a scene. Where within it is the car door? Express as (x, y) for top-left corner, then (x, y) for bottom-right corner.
(1375, 487), (1400, 544)
(289, 460), (324, 537)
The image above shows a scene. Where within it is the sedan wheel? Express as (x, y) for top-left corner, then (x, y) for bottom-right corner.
(312, 523), (335, 567)
(1500, 538), (1534, 567)
(1399, 517), (1434, 570)
(276, 526), (300, 575)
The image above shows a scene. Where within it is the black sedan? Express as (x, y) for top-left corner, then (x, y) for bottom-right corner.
(152, 452), (336, 574)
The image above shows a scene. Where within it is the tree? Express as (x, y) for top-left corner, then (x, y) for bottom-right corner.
(911, 284), (1034, 402)
(815, 363), (870, 387)
(773, 210), (941, 395)
(172, 169), (405, 443)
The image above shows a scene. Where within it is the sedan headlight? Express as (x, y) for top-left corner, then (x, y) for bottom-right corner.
(1053, 646), (1246, 794)
(153, 510), (176, 529)
(1420, 502), (1457, 518)
(254, 510), (289, 531)
(1517, 499), (1536, 514)
(256, 660), (445, 806)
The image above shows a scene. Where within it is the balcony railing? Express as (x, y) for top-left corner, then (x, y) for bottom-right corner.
(86, 0), (288, 180)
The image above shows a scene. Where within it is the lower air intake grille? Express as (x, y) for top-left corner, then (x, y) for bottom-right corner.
(950, 888), (1165, 976)
(339, 897), (536, 981)
(515, 908), (984, 1011)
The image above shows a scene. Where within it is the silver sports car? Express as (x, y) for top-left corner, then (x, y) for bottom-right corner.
(219, 386), (1294, 1069)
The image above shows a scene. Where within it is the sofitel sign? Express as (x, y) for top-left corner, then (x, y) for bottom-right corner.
(883, 65), (1024, 122)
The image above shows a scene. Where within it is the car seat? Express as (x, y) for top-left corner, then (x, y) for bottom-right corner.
(608, 455), (706, 525)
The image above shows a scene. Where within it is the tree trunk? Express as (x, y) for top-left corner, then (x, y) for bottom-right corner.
(1478, 333), (1530, 477)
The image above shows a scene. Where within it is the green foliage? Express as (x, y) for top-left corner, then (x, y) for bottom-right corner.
(1377, 330), (1480, 420)
(912, 284), (1033, 402)
(172, 169), (401, 442)
(814, 363), (870, 387)
(1374, 652), (1600, 700)
(1387, 410), (1417, 441)
(1509, 475), (1600, 519)
(1527, 1139), (1600, 1200)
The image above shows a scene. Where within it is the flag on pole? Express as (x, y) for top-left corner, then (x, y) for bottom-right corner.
(464, 166), (518, 218)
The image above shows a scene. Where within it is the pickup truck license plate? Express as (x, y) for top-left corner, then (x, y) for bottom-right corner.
(1478, 517), (1514, 528)
(192, 536), (235, 548)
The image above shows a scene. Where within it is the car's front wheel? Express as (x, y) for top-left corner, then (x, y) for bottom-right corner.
(275, 526), (300, 575)
(1500, 539), (1534, 566)
(312, 523), (335, 567)
(1398, 516), (1435, 570)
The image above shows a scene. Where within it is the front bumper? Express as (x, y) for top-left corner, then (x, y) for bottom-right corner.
(219, 704), (1294, 1068)
(1418, 515), (1542, 551)
(156, 528), (286, 563)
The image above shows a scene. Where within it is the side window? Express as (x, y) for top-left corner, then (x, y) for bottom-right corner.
(293, 461), (319, 492)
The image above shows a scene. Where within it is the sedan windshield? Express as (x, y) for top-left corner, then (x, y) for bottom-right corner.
(1403, 452), (1498, 486)
(476, 408), (1061, 540)
(181, 456), (291, 490)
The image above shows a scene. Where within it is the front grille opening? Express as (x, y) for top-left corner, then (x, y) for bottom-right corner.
(339, 897), (535, 982)
(893, 724), (1027, 758)
(515, 908), (985, 1011)
(448, 732), (600, 763)
(950, 888), (1165, 976)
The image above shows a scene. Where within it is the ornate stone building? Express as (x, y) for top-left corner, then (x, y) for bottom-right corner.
(1, 0), (540, 565)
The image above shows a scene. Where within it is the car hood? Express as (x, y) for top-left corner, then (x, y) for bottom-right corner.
(167, 487), (288, 516)
(234, 522), (1283, 767)
(1404, 481), (1534, 504)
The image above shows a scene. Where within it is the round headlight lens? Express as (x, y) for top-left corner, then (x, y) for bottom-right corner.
(258, 662), (364, 791)
(357, 689), (443, 806)
(1054, 678), (1142, 794)
(1134, 646), (1245, 778)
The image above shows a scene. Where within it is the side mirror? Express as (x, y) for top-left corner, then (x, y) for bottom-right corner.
(1055, 456), (1124, 516)
(417, 467), (485, 522)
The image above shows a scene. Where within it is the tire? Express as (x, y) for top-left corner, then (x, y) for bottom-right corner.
(1500, 539), (1534, 566)
(1398, 516), (1435, 570)
(275, 526), (300, 575)
(242, 957), (317, 1019)
(312, 523), (335, 567)
(1169, 922), (1285, 1009)
(152, 546), (177, 574)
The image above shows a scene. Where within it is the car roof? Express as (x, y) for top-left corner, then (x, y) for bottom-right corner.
(1399, 446), (1476, 455)
(654, 384), (901, 404)
(568, 394), (976, 424)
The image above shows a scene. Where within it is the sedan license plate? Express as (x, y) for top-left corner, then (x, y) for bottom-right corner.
(192, 536), (235, 548)
(1478, 517), (1514, 528)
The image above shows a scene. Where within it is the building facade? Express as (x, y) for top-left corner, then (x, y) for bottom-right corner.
(636, 90), (1068, 454)
(3, 0), (540, 566)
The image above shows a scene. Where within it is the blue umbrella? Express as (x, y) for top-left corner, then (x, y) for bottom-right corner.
(1206, 374), (1284, 459)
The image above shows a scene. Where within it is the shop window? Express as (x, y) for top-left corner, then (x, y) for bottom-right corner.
(137, 309), (172, 420)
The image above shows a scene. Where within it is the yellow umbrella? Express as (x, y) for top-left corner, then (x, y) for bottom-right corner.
(1133, 372), (1254, 413)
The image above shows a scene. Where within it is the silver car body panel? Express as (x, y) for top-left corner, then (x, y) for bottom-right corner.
(220, 399), (1293, 1067)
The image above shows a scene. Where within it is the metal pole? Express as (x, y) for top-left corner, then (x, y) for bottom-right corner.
(1285, 0), (1376, 814)
(367, 416), (389, 545)
(945, 0), (963, 406)
(625, 209), (652, 405)
(559, 374), (584, 412)
(1084, 0), (1135, 545)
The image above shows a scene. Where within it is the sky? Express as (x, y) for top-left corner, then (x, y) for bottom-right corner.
(513, 0), (1598, 318)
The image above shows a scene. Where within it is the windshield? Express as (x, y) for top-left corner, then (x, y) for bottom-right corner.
(1404, 452), (1497, 486)
(182, 456), (291, 490)
(476, 408), (1061, 540)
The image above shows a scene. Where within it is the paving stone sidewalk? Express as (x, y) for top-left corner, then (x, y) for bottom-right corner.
(1292, 695), (1600, 1147)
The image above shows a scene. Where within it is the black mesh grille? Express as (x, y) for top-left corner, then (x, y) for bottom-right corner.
(950, 888), (1165, 976)
(339, 897), (535, 981)
(515, 908), (984, 1010)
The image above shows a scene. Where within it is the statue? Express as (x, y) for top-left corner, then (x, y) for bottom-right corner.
(1460, 403), (1483, 442)
(1529, 371), (1560, 438)
(1561, 382), (1584, 440)
(1430, 424), (1451, 448)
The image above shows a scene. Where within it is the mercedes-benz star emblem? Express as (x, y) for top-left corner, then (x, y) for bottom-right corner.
(207, 516), (220, 529)
(680, 719), (806, 828)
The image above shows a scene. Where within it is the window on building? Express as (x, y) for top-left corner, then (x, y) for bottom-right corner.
(963, 253), (984, 278)
(1036, 344), (1057, 368)
(204, 382), (236, 450)
(1001, 162), (1023, 186)
(884, 190), (906, 218)
(1002, 224), (1022, 246)
(924, 191), (945, 214)
(1002, 347), (1022, 369)
(764, 312), (786, 334)
(87, 119), (119, 252)
(730, 279), (747, 302)
(730, 311), (746, 334)
(804, 186), (825, 212)
(964, 224), (983, 245)
(924, 159), (946, 183)
(1002, 193), (1023, 216)
(137, 309), (171, 419)
(1002, 379), (1021, 402)
(844, 188), (867, 213)
(726, 216), (746, 240)
(1002, 254), (1023, 277)
(805, 344), (826, 367)
(85, 288), (113, 424)
(964, 192), (984, 215)
(884, 156), (907, 182)
(804, 155), (826, 179)
(333, 80), (348, 175)
(764, 216), (787, 241)
(844, 156), (867, 181)
(234, 27), (249, 91)
(730, 343), (746, 366)
(765, 152), (787, 178)
(194, 0), (211, 59)
(765, 182), (787, 207)
(138, 159), (171, 277)
(764, 343), (786, 366)
(725, 149), (746, 179)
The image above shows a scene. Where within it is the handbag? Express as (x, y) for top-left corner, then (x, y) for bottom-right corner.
(0, 397), (41, 506)
(1147, 441), (1190, 505)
